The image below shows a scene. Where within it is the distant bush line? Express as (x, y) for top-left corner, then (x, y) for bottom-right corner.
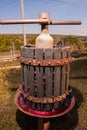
(0, 34), (87, 52)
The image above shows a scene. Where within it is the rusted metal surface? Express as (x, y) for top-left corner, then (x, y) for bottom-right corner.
(19, 84), (72, 103)
(14, 89), (75, 118)
(17, 56), (72, 66)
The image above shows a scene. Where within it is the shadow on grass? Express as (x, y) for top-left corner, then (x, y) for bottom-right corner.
(16, 58), (86, 129)
(16, 86), (83, 130)
(16, 111), (38, 130)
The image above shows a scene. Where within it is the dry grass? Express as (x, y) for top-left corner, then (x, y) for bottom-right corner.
(0, 67), (21, 130)
(0, 60), (20, 68)
(0, 58), (87, 130)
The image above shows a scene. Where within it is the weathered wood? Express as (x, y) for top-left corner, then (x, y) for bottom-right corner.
(61, 47), (67, 94)
(20, 47), (25, 87)
(20, 47), (24, 84)
(35, 49), (44, 110)
(27, 48), (36, 110)
(20, 47), (30, 92)
(44, 49), (53, 111)
(43, 119), (50, 130)
(23, 65), (28, 92)
(65, 47), (70, 90)
(54, 48), (61, 96)
(35, 49), (44, 97)
(38, 118), (50, 130)
(53, 48), (61, 109)
(20, 63), (24, 84)
(44, 49), (53, 97)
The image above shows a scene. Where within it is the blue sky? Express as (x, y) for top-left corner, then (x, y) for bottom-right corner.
(0, 0), (87, 36)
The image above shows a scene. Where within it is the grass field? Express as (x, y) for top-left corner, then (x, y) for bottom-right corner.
(0, 57), (87, 130)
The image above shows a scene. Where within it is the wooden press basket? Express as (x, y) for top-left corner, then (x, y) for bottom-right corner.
(14, 45), (75, 118)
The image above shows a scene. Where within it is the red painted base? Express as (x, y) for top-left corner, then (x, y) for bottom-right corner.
(14, 89), (75, 118)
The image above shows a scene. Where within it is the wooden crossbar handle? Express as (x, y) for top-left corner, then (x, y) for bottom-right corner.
(0, 13), (81, 25)
(50, 20), (81, 25)
(0, 19), (81, 25)
(0, 19), (49, 25)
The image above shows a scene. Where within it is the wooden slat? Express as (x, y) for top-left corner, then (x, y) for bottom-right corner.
(23, 65), (28, 92)
(35, 49), (44, 97)
(44, 49), (53, 97)
(27, 48), (34, 96)
(44, 49), (53, 111)
(27, 48), (36, 110)
(21, 63), (24, 84)
(20, 46), (30, 92)
(20, 47), (25, 85)
(20, 46), (31, 58)
(60, 47), (70, 107)
(65, 47), (70, 90)
(54, 48), (61, 96)
(35, 49), (44, 110)
(61, 47), (67, 94)
(54, 48), (61, 109)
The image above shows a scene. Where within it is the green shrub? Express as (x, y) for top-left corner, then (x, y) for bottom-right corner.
(64, 35), (81, 46)
(0, 36), (13, 52)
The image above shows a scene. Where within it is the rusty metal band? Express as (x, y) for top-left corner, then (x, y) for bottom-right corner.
(18, 85), (72, 103)
(17, 56), (72, 66)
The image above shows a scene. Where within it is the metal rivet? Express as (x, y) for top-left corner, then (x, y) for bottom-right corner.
(22, 60), (24, 63)
(64, 60), (68, 64)
(43, 76), (46, 80)
(38, 61), (40, 65)
(34, 83), (37, 86)
(34, 71), (36, 74)
(57, 61), (60, 64)
(34, 88), (37, 92)
(48, 61), (51, 65)
(34, 80), (37, 83)
(28, 60), (31, 64)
